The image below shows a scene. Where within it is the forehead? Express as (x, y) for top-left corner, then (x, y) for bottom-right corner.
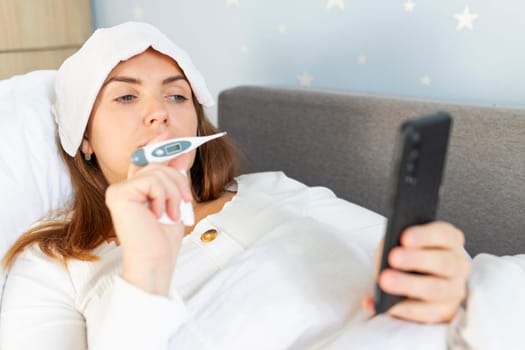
(106, 48), (185, 79)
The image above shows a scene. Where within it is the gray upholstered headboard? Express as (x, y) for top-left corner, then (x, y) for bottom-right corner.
(218, 86), (524, 257)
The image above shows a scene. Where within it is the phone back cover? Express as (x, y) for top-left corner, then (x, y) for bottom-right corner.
(374, 112), (452, 314)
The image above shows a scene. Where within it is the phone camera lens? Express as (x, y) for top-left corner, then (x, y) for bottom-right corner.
(411, 132), (421, 144)
(409, 149), (419, 159)
(406, 162), (416, 173)
(405, 175), (418, 186)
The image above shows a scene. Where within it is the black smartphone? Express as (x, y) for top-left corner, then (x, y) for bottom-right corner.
(374, 111), (452, 314)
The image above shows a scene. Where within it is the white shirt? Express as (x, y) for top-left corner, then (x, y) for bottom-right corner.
(1, 172), (387, 349)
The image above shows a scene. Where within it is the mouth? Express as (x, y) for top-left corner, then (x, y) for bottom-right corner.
(138, 130), (174, 149)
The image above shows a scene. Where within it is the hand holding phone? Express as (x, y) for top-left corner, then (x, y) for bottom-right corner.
(374, 112), (452, 314)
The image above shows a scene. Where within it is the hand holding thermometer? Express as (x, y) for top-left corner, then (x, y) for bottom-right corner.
(130, 132), (227, 226)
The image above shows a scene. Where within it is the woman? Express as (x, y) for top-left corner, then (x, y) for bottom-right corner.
(1, 22), (470, 349)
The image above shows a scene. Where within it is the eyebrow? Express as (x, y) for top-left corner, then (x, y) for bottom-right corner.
(162, 75), (188, 85)
(102, 75), (188, 88)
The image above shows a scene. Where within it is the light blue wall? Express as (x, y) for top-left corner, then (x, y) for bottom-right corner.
(92, 0), (525, 123)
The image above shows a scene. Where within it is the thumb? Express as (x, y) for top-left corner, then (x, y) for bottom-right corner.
(127, 162), (142, 179)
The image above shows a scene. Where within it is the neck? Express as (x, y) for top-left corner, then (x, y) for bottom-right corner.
(184, 191), (236, 236)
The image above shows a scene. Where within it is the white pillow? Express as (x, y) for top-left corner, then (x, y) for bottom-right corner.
(0, 70), (72, 302)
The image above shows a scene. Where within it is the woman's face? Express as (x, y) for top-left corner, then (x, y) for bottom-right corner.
(82, 49), (198, 184)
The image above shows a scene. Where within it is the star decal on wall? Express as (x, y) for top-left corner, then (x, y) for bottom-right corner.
(298, 71), (314, 87)
(404, 0), (415, 13)
(420, 75), (432, 86)
(454, 6), (479, 31)
(326, 0), (345, 11)
(278, 24), (287, 33)
(133, 5), (144, 20)
(225, 0), (240, 8)
(357, 54), (367, 64)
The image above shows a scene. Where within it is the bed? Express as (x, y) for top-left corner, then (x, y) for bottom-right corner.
(1, 73), (524, 349)
(216, 86), (525, 349)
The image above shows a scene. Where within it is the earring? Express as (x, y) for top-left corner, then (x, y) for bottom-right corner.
(84, 153), (92, 161)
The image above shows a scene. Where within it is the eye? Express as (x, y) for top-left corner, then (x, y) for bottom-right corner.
(167, 94), (188, 103)
(115, 94), (136, 103)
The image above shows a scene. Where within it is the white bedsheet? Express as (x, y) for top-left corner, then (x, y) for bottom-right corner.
(170, 216), (525, 349)
(448, 254), (525, 350)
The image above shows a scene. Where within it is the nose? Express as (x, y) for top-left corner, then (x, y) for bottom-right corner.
(144, 99), (169, 127)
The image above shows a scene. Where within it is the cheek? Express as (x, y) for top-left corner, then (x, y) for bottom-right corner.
(95, 145), (134, 184)
(175, 106), (199, 133)
(90, 115), (129, 153)
(88, 115), (137, 182)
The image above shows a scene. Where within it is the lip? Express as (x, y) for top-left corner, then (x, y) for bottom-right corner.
(138, 130), (174, 149)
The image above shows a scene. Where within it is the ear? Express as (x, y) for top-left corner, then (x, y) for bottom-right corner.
(81, 137), (93, 156)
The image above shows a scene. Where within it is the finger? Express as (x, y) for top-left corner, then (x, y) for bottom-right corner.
(127, 161), (143, 179)
(362, 296), (375, 312)
(128, 166), (180, 217)
(147, 175), (177, 219)
(166, 154), (194, 201)
(122, 164), (192, 222)
(128, 161), (166, 180)
(387, 299), (459, 324)
(378, 269), (467, 303)
(388, 247), (471, 278)
(165, 197), (180, 222)
(401, 221), (465, 250)
(147, 168), (188, 219)
(141, 165), (192, 202)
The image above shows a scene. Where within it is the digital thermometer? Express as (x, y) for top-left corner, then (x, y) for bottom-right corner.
(131, 132), (227, 226)
(131, 132), (227, 166)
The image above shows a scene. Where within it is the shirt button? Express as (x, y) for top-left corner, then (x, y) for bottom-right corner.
(200, 229), (218, 243)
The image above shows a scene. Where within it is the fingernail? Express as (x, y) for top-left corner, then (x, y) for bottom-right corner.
(178, 170), (193, 200)
(183, 187), (193, 201)
(362, 297), (375, 313)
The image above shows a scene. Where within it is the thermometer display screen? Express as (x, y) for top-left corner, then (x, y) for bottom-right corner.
(166, 143), (182, 154)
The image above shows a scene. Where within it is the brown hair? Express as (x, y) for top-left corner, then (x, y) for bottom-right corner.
(2, 98), (238, 268)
